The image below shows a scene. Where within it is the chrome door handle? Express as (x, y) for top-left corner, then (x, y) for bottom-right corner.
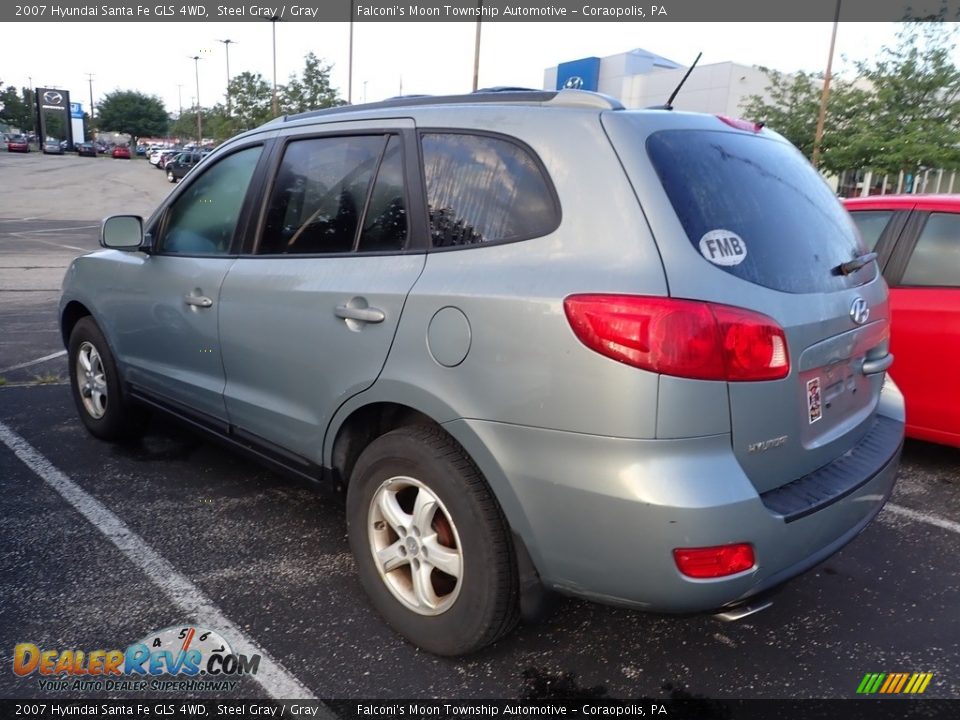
(335, 304), (385, 323)
(184, 295), (213, 308)
(862, 353), (893, 375)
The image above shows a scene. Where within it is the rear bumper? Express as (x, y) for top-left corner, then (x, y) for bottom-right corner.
(446, 412), (903, 613)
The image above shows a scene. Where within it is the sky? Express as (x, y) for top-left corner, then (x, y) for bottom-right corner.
(0, 21), (940, 116)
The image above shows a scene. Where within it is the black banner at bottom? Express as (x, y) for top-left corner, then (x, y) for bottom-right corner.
(3, 699), (960, 720)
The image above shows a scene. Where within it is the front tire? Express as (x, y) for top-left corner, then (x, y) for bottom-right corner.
(68, 317), (143, 441)
(167, 169), (176, 183)
(346, 425), (519, 656)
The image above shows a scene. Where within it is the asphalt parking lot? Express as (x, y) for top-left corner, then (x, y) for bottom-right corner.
(1, 150), (959, 702)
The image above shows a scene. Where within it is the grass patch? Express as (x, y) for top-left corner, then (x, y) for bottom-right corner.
(33, 373), (62, 385)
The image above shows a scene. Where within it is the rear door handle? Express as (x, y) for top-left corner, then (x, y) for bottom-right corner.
(335, 304), (385, 324)
(862, 353), (893, 375)
(184, 295), (213, 308)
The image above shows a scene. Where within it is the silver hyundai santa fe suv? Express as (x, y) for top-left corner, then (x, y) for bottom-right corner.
(60, 89), (905, 655)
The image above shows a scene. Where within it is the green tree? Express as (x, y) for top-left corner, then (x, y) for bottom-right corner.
(741, 68), (823, 158)
(97, 90), (168, 143)
(0, 83), (35, 132)
(281, 52), (345, 114)
(740, 68), (869, 174)
(227, 71), (274, 131)
(743, 20), (960, 177)
(847, 21), (960, 174)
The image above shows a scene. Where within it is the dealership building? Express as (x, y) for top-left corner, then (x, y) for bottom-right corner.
(543, 48), (775, 117)
(544, 48), (958, 197)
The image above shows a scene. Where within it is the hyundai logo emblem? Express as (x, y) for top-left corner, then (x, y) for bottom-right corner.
(563, 76), (584, 90)
(849, 297), (870, 325)
(43, 91), (63, 105)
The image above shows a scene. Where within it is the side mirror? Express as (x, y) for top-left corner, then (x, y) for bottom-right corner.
(101, 215), (144, 251)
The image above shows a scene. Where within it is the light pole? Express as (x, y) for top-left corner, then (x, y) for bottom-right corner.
(472, 2), (482, 92)
(348, 1), (354, 103)
(189, 55), (203, 145)
(217, 38), (236, 114)
(85, 72), (95, 123)
(812, 0), (841, 169)
(176, 84), (184, 116)
(270, 16), (280, 117)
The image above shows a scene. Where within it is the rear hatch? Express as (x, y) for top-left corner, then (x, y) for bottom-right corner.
(602, 112), (892, 493)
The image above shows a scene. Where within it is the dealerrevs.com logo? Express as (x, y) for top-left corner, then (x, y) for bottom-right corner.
(13, 625), (261, 692)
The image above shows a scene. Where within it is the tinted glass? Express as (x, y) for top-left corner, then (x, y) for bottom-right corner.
(421, 133), (558, 247)
(647, 130), (875, 293)
(901, 212), (960, 287)
(161, 145), (262, 255)
(260, 135), (385, 255)
(357, 135), (408, 252)
(848, 210), (894, 252)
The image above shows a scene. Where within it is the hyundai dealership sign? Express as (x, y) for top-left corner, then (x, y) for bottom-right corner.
(556, 57), (601, 92)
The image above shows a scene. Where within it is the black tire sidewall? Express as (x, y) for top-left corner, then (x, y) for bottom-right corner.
(68, 317), (134, 441)
(346, 428), (515, 656)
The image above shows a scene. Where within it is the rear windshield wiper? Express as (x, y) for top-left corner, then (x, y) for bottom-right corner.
(835, 252), (878, 275)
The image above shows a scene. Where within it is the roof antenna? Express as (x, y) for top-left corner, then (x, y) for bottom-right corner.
(663, 52), (702, 110)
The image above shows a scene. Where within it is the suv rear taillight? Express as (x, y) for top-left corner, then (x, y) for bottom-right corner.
(563, 295), (789, 381)
(673, 544), (755, 578)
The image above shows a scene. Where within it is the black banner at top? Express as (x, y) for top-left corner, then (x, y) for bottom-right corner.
(4, 0), (960, 23)
(3, 699), (960, 720)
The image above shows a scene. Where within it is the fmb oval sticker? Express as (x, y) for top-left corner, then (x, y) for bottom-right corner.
(699, 229), (747, 266)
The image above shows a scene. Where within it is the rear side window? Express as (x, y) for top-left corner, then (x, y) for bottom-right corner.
(421, 133), (558, 248)
(848, 210), (894, 252)
(260, 134), (405, 255)
(901, 212), (960, 287)
(647, 130), (875, 293)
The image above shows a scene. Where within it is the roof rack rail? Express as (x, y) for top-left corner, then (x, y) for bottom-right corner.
(277, 88), (623, 124)
(547, 89), (624, 110)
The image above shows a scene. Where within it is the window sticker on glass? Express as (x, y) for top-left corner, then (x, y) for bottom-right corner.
(807, 377), (823, 424)
(699, 229), (747, 266)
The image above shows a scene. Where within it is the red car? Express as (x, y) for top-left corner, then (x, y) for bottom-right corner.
(6, 135), (30, 153)
(111, 146), (131, 159)
(844, 195), (960, 447)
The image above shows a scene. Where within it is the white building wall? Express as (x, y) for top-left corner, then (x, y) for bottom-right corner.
(545, 50), (779, 118)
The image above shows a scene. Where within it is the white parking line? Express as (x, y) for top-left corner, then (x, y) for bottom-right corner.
(0, 421), (321, 703)
(0, 350), (67, 375)
(884, 502), (960, 535)
(14, 224), (99, 234)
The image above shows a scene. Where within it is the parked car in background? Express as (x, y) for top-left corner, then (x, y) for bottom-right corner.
(77, 143), (98, 157)
(59, 89), (905, 656)
(165, 151), (208, 182)
(112, 146), (131, 159)
(844, 194), (960, 447)
(136, 145), (148, 156)
(150, 148), (178, 166)
(7, 135), (30, 153)
(43, 140), (64, 155)
(60, 140), (74, 152)
(157, 150), (181, 169)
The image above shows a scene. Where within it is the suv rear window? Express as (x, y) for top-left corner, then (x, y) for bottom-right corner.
(646, 130), (874, 294)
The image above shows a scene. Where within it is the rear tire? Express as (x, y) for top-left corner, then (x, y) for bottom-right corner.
(68, 317), (144, 441)
(346, 425), (519, 656)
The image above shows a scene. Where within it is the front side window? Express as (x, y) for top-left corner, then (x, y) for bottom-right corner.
(421, 133), (558, 248)
(161, 145), (262, 256)
(260, 135), (397, 255)
(901, 212), (960, 287)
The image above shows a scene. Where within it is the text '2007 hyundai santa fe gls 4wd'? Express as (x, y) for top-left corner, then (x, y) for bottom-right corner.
(60, 89), (905, 655)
